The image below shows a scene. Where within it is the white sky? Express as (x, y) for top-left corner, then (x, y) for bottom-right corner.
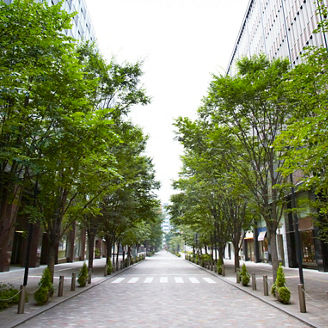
(85, 0), (248, 204)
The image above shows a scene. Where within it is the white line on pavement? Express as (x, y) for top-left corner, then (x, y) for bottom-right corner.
(112, 278), (125, 284)
(189, 277), (200, 284)
(174, 277), (184, 283)
(144, 277), (153, 283)
(203, 277), (216, 284)
(128, 277), (139, 284)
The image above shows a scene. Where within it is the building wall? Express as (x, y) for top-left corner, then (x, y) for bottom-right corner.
(227, 0), (328, 74)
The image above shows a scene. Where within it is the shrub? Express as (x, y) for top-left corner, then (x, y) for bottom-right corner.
(272, 263), (291, 304)
(106, 259), (113, 275)
(34, 267), (54, 305)
(217, 258), (223, 275)
(34, 287), (49, 306)
(78, 263), (88, 287)
(278, 286), (291, 304)
(0, 283), (19, 310)
(240, 264), (250, 286)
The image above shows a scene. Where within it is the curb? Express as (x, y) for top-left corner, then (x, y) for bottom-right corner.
(8, 259), (145, 328)
(185, 259), (318, 328)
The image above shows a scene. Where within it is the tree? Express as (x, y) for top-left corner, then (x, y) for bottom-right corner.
(199, 55), (290, 279)
(0, 0), (78, 271)
(172, 117), (253, 269)
(274, 46), (328, 242)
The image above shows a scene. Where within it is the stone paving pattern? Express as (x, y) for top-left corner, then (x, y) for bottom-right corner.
(15, 252), (310, 328)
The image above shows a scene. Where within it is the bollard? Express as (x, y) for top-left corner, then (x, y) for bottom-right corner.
(88, 269), (92, 284)
(263, 275), (268, 296)
(71, 272), (76, 291)
(251, 273), (256, 290)
(17, 285), (25, 314)
(222, 265), (225, 276)
(58, 276), (64, 297)
(298, 284), (306, 313)
(236, 269), (240, 283)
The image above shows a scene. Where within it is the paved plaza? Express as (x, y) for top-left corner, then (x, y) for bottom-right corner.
(6, 252), (312, 328)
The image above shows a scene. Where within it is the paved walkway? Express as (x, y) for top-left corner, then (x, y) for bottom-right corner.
(187, 256), (328, 328)
(0, 257), (127, 328)
(0, 251), (316, 327)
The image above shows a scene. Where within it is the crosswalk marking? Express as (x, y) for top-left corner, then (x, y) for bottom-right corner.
(203, 277), (216, 284)
(128, 277), (139, 283)
(189, 277), (200, 284)
(144, 277), (153, 283)
(174, 277), (184, 283)
(112, 278), (125, 284)
(111, 276), (216, 284)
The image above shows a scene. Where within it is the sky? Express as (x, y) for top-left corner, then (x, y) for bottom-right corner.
(85, 0), (249, 204)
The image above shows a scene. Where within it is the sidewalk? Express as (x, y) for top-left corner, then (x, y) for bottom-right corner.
(0, 258), (131, 328)
(188, 256), (328, 328)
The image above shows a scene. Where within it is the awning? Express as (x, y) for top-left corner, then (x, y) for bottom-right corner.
(244, 231), (254, 240)
(258, 231), (267, 241)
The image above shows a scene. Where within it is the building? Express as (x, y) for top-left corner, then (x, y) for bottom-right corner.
(1, 0), (97, 271)
(226, 0), (328, 271)
(227, 0), (328, 74)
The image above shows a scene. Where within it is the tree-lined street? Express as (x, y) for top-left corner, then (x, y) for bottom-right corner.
(9, 252), (310, 328)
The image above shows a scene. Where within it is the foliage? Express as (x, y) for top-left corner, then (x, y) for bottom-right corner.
(217, 258), (223, 275)
(240, 264), (250, 286)
(271, 263), (290, 303)
(0, 283), (19, 310)
(78, 263), (88, 287)
(277, 286), (291, 304)
(106, 259), (113, 275)
(0, 0), (159, 277)
(34, 267), (54, 305)
(274, 47), (328, 243)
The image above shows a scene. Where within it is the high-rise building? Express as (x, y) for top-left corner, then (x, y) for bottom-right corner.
(226, 0), (328, 272)
(227, 0), (328, 74)
(3, 0), (95, 42)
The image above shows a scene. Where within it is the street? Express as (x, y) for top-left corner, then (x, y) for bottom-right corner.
(16, 251), (308, 328)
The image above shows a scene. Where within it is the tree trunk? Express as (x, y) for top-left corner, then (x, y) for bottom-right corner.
(233, 241), (240, 271)
(105, 237), (112, 265)
(268, 228), (279, 281)
(218, 243), (225, 263)
(47, 235), (59, 282)
(87, 228), (96, 272)
(116, 243), (120, 270)
(0, 184), (23, 271)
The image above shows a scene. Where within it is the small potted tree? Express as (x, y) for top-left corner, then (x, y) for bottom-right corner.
(239, 264), (250, 286)
(78, 263), (88, 287)
(34, 267), (54, 305)
(271, 263), (291, 304)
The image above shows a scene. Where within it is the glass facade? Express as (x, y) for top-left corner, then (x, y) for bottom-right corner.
(227, 0), (328, 74)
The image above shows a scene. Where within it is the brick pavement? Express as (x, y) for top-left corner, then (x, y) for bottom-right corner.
(0, 257), (130, 328)
(186, 256), (328, 328)
(4, 252), (312, 328)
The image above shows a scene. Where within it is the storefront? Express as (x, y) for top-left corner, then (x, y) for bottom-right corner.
(257, 228), (268, 262)
(299, 217), (316, 268)
(244, 231), (255, 261)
